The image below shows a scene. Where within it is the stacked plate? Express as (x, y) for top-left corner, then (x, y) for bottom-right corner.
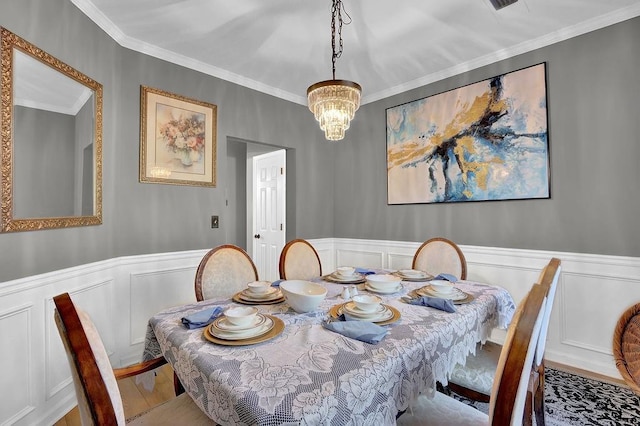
(395, 269), (431, 281)
(209, 313), (274, 340)
(342, 301), (395, 323)
(235, 286), (285, 304)
(326, 271), (365, 284)
(364, 274), (403, 294)
(416, 284), (468, 302)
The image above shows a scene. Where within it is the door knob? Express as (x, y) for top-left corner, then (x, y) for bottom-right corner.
(254, 234), (261, 239)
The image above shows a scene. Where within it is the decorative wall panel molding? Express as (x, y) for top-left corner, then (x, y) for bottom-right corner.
(0, 304), (34, 425)
(1, 242), (638, 423)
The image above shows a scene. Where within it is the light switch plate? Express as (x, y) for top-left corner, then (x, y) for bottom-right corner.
(211, 215), (219, 228)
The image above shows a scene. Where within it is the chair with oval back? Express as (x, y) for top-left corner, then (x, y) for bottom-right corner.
(613, 302), (640, 397)
(397, 283), (548, 426)
(195, 244), (259, 302)
(447, 257), (561, 426)
(412, 237), (467, 280)
(53, 292), (213, 425)
(278, 239), (322, 280)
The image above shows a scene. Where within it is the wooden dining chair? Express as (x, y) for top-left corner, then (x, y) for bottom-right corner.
(447, 257), (561, 426)
(613, 302), (640, 396)
(278, 238), (322, 280)
(194, 244), (259, 301)
(397, 283), (547, 426)
(412, 237), (467, 280)
(53, 292), (213, 425)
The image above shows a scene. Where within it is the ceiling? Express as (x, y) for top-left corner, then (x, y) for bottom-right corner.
(71, 0), (640, 106)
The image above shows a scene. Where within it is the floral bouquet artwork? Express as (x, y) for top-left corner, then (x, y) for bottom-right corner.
(157, 105), (205, 169)
(140, 86), (216, 187)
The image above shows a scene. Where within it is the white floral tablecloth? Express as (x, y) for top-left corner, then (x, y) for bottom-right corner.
(143, 278), (515, 425)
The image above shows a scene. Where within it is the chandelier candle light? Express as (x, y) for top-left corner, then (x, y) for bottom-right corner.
(307, 0), (361, 141)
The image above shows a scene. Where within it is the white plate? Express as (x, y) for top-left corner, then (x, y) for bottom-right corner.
(417, 285), (467, 301)
(398, 269), (428, 278)
(343, 301), (386, 317)
(330, 273), (363, 282)
(343, 306), (394, 322)
(212, 313), (268, 332)
(239, 289), (283, 302)
(241, 287), (279, 299)
(209, 317), (274, 340)
(364, 283), (403, 294)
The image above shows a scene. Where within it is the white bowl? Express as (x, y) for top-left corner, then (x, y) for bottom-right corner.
(336, 266), (356, 277)
(429, 279), (454, 294)
(247, 280), (272, 295)
(224, 306), (259, 326)
(280, 280), (327, 313)
(352, 294), (383, 312)
(366, 274), (402, 291)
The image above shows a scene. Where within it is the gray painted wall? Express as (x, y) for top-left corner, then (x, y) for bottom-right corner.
(333, 17), (640, 258)
(1, 0), (638, 282)
(0, 0), (333, 282)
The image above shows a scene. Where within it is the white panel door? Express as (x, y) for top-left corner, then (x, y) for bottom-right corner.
(253, 150), (286, 281)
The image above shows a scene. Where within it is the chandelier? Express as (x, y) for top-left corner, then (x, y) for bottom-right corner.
(307, 0), (361, 141)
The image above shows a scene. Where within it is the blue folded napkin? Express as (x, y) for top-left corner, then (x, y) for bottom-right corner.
(407, 296), (456, 313)
(322, 320), (388, 344)
(355, 267), (376, 275)
(181, 306), (224, 329)
(433, 273), (458, 282)
(271, 279), (283, 287)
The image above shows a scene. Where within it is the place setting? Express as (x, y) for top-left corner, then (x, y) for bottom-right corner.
(391, 269), (433, 282)
(363, 274), (404, 294)
(203, 306), (285, 346)
(328, 294), (401, 326)
(232, 280), (286, 305)
(411, 279), (474, 304)
(323, 266), (367, 284)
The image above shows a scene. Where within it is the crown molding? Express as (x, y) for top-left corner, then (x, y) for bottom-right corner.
(71, 1), (640, 106)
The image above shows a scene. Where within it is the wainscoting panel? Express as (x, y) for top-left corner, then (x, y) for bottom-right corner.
(0, 241), (638, 424)
(0, 304), (34, 425)
(129, 267), (200, 346)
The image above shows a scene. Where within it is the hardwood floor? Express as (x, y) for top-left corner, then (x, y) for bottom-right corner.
(53, 364), (176, 426)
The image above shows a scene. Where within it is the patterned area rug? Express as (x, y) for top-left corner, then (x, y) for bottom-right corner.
(450, 368), (640, 425)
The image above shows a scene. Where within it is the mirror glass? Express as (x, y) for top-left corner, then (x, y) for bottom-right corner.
(1, 27), (102, 232)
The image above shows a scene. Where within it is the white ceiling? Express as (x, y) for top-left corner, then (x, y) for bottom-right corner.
(71, 0), (640, 106)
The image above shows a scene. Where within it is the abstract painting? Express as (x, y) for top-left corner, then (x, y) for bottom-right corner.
(386, 63), (549, 204)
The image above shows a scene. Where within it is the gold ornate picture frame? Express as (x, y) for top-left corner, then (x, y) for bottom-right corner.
(139, 86), (217, 187)
(1, 27), (103, 232)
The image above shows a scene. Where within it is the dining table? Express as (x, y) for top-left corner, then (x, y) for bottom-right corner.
(142, 271), (515, 425)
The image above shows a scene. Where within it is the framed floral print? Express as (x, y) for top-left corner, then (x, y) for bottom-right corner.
(386, 63), (549, 204)
(139, 86), (217, 187)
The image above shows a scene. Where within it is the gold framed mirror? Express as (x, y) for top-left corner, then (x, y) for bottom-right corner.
(1, 27), (102, 232)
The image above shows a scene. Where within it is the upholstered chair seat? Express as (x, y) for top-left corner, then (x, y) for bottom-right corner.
(279, 239), (322, 280)
(398, 284), (548, 426)
(412, 237), (467, 280)
(447, 258), (561, 425)
(447, 341), (502, 398)
(53, 293), (213, 425)
(195, 244), (259, 301)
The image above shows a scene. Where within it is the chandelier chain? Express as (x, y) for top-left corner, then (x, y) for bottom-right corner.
(331, 0), (352, 80)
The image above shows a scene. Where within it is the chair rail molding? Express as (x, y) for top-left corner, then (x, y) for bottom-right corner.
(0, 240), (638, 424)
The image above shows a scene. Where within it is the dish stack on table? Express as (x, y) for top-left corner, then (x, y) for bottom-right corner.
(329, 291), (402, 326)
(412, 279), (475, 304)
(324, 266), (366, 284)
(393, 269), (433, 281)
(204, 304), (285, 346)
(232, 280), (285, 305)
(364, 274), (404, 294)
